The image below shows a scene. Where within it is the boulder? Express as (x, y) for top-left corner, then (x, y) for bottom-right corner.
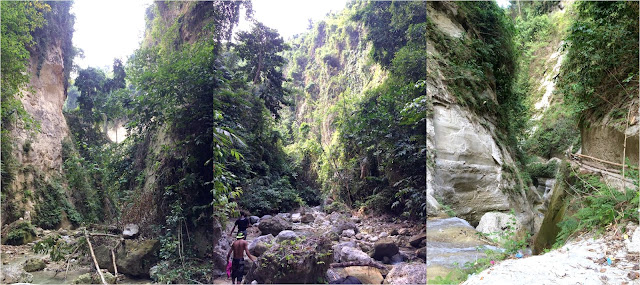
(476, 212), (525, 242)
(261, 215), (273, 220)
(291, 213), (302, 223)
(330, 275), (363, 284)
(245, 237), (333, 284)
(1, 264), (33, 284)
(1, 221), (37, 245)
(73, 271), (116, 284)
(332, 241), (358, 263)
(23, 258), (45, 272)
(250, 216), (260, 224)
(340, 246), (373, 264)
(371, 238), (399, 261)
(301, 213), (315, 223)
(625, 226), (640, 253)
(122, 224), (140, 239)
(276, 213), (291, 221)
(333, 222), (358, 236)
(342, 229), (356, 238)
(275, 230), (299, 242)
(383, 263), (426, 284)
(258, 216), (291, 236)
(95, 239), (160, 277)
(345, 266), (383, 285)
(408, 233), (426, 248)
(249, 234), (274, 257)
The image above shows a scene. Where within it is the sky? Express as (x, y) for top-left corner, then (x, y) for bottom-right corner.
(72, 0), (350, 71)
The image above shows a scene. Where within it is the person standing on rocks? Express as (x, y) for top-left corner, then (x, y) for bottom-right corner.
(229, 212), (250, 239)
(226, 232), (256, 284)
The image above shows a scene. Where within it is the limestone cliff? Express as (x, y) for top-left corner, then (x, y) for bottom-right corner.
(2, 3), (74, 226)
(426, 2), (539, 229)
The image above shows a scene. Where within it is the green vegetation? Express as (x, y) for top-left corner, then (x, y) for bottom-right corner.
(558, 1), (639, 124)
(554, 164), (639, 248)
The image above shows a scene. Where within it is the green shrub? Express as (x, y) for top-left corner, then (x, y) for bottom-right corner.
(527, 160), (558, 178)
(323, 201), (348, 214)
(241, 177), (302, 216)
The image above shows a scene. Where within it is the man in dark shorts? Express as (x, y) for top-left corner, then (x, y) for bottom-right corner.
(226, 232), (256, 284)
(229, 212), (250, 239)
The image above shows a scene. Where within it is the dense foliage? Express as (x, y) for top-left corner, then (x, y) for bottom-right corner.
(558, 1), (639, 124)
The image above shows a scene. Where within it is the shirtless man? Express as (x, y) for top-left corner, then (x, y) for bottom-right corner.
(226, 232), (256, 284)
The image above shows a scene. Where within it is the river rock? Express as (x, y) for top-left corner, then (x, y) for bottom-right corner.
(73, 271), (116, 284)
(250, 216), (260, 224)
(276, 213), (291, 221)
(371, 238), (399, 261)
(342, 229), (355, 238)
(275, 230), (298, 242)
(301, 213), (315, 223)
(332, 222), (358, 236)
(258, 216), (291, 236)
(397, 228), (410, 236)
(23, 258), (45, 272)
(383, 263), (426, 284)
(95, 239), (160, 277)
(408, 233), (426, 248)
(291, 213), (302, 223)
(249, 234), (274, 257)
(345, 266), (383, 284)
(341, 246), (373, 264)
(332, 241), (357, 262)
(122, 224), (140, 239)
(476, 211), (525, 242)
(1, 221), (36, 245)
(1, 263), (33, 284)
(244, 237), (332, 284)
(261, 215), (272, 220)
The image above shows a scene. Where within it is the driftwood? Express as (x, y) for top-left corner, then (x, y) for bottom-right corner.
(85, 229), (107, 285)
(329, 261), (387, 270)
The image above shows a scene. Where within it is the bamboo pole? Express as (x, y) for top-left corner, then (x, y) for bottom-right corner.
(572, 153), (625, 168)
(84, 229), (107, 285)
(622, 106), (632, 190)
(111, 249), (118, 284)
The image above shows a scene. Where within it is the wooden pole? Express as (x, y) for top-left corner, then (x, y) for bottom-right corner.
(622, 106), (632, 190)
(111, 249), (118, 284)
(85, 229), (107, 285)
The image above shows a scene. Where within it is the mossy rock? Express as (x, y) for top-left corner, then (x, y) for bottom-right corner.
(2, 221), (37, 245)
(23, 258), (46, 272)
(72, 271), (116, 284)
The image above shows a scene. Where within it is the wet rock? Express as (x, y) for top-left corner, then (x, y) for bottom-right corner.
(258, 216), (292, 236)
(301, 213), (315, 223)
(383, 262), (426, 284)
(371, 238), (399, 261)
(122, 224), (140, 239)
(275, 230), (299, 242)
(23, 258), (45, 272)
(408, 233), (426, 248)
(249, 234), (274, 257)
(250, 216), (260, 224)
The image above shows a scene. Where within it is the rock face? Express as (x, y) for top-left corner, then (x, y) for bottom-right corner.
(383, 263), (426, 284)
(96, 239), (160, 277)
(245, 237), (333, 284)
(426, 1), (537, 229)
(258, 216), (291, 236)
(3, 3), (74, 226)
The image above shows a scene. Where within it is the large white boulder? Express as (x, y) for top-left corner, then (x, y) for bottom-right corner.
(476, 212), (525, 242)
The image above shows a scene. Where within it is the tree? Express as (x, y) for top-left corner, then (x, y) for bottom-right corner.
(74, 67), (106, 116)
(234, 22), (290, 119)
